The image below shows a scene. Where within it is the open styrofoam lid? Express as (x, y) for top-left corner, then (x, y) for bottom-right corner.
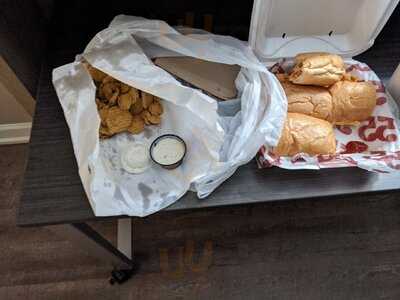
(249, 0), (399, 62)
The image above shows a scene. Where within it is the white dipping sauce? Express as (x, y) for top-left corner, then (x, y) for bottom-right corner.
(121, 143), (150, 174)
(152, 137), (185, 165)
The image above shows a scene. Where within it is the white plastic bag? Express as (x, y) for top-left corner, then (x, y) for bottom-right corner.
(52, 15), (286, 216)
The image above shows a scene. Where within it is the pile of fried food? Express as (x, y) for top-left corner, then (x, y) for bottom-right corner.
(85, 64), (164, 139)
(274, 52), (377, 156)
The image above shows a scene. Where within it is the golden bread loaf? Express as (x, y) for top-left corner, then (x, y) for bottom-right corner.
(329, 80), (376, 125)
(280, 80), (334, 122)
(294, 52), (333, 64)
(279, 75), (376, 125)
(274, 113), (336, 156)
(289, 52), (345, 86)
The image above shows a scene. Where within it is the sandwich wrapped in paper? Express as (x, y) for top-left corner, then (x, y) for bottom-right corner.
(258, 54), (400, 172)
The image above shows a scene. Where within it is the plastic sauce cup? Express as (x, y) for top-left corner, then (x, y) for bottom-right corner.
(121, 142), (150, 174)
(150, 134), (187, 169)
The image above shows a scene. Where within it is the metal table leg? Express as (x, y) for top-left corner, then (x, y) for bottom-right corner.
(117, 218), (132, 259)
(71, 223), (134, 269)
(69, 219), (137, 284)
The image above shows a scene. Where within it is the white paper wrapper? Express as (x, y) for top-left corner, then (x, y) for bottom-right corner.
(257, 59), (400, 173)
(52, 15), (286, 216)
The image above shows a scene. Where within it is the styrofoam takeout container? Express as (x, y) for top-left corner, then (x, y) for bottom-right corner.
(249, 0), (399, 63)
(249, 0), (400, 172)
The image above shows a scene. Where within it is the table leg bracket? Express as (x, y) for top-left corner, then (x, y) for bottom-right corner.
(67, 221), (135, 284)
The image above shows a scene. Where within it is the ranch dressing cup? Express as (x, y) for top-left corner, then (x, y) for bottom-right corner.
(121, 142), (150, 174)
(150, 134), (187, 169)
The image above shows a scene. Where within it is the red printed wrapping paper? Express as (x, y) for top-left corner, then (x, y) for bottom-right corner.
(257, 59), (400, 173)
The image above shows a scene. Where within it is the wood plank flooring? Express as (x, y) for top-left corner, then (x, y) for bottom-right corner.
(2, 144), (400, 299)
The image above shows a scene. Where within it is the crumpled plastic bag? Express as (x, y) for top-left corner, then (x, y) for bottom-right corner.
(52, 15), (286, 216)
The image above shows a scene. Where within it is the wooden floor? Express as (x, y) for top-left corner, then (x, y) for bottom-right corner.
(2, 144), (400, 299)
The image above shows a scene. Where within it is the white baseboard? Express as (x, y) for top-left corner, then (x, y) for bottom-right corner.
(0, 122), (32, 145)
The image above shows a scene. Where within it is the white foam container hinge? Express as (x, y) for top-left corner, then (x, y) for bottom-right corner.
(249, 0), (399, 63)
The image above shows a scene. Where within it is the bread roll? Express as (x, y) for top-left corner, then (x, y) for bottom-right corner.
(280, 80), (334, 122)
(278, 74), (376, 124)
(329, 80), (376, 125)
(274, 113), (336, 156)
(289, 52), (345, 86)
(294, 52), (332, 64)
